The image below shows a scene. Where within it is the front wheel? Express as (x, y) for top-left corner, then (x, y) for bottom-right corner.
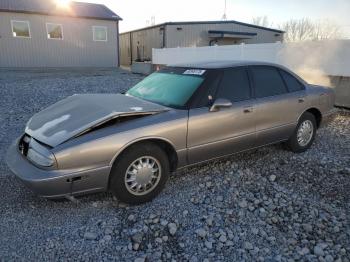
(286, 112), (317, 153)
(109, 142), (169, 205)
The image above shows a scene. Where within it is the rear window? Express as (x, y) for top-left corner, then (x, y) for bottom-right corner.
(251, 66), (288, 98)
(280, 70), (304, 92)
(127, 70), (204, 108)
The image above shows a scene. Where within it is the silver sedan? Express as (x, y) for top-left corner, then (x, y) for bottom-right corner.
(6, 61), (336, 204)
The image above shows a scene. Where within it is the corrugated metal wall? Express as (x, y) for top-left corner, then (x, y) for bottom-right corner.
(119, 33), (131, 66)
(0, 12), (119, 67)
(119, 22), (283, 66)
(165, 23), (283, 48)
(119, 25), (163, 66)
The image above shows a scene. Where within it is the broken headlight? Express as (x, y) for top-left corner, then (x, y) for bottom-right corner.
(27, 139), (55, 167)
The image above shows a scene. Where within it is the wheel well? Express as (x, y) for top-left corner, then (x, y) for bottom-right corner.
(114, 139), (178, 172)
(306, 108), (322, 128)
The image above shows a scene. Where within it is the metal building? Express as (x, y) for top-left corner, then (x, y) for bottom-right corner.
(119, 20), (284, 66)
(0, 0), (121, 67)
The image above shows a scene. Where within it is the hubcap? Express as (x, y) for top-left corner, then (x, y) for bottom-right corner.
(124, 156), (161, 196)
(297, 120), (314, 147)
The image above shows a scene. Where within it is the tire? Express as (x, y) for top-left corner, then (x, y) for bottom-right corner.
(109, 142), (169, 205)
(286, 112), (317, 153)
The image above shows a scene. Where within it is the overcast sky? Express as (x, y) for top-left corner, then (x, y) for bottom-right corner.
(79, 0), (350, 37)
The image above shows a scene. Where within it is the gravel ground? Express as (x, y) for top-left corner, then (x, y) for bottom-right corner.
(0, 68), (349, 262)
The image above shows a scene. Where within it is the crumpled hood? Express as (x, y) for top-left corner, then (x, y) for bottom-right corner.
(25, 94), (168, 147)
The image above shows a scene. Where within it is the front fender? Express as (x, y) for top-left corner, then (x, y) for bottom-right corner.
(108, 136), (178, 167)
(53, 110), (188, 171)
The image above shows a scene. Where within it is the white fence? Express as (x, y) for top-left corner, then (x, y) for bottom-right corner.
(152, 40), (350, 77)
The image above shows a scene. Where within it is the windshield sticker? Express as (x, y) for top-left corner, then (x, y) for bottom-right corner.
(183, 69), (206, 76)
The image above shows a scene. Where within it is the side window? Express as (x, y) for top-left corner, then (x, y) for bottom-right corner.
(192, 71), (221, 108)
(216, 68), (251, 102)
(251, 66), (288, 98)
(11, 20), (31, 38)
(280, 70), (304, 92)
(93, 26), (107, 41)
(46, 23), (63, 40)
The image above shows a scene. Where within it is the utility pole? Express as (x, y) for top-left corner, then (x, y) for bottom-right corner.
(222, 0), (227, 20)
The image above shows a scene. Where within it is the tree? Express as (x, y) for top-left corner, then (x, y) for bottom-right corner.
(252, 16), (272, 28)
(279, 18), (342, 42)
(312, 19), (342, 40)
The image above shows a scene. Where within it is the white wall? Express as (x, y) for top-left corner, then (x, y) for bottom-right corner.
(153, 40), (350, 77)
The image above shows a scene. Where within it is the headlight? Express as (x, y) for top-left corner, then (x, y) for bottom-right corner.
(27, 139), (55, 167)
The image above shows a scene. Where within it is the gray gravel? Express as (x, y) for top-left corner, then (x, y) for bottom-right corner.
(0, 68), (349, 262)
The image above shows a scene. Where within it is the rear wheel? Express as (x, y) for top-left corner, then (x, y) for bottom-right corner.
(109, 142), (169, 205)
(287, 112), (317, 153)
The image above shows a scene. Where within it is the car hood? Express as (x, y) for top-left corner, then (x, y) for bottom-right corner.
(25, 94), (169, 147)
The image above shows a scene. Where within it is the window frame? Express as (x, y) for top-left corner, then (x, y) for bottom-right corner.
(248, 65), (289, 99)
(278, 68), (306, 93)
(46, 23), (64, 40)
(11, 20), (31, 38)
(92, 26), (108, 42)
(214, 66), (253, 103)
(188, 69), (222, 108)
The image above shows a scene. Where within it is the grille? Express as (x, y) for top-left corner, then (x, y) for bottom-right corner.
(19, 134), (31, 156)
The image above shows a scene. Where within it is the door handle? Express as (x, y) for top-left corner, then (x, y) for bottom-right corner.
(298, 98), (305, 103)
(243, 107), (253, 113)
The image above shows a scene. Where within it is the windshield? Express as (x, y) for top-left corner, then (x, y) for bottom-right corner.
(126, 71), (204, 108)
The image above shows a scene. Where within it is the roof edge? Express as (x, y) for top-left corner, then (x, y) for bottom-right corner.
(120, 20), (284, 35)
(0, 9), (121, 21)
(0, 2), (122, 21)
(99, 3), (122, 21)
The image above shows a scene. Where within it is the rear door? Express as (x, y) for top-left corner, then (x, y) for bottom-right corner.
(250, 66), (306, 146)
(187, 67), (256, 164)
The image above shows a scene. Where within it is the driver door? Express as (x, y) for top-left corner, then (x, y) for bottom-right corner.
(187, 67), (256, 164)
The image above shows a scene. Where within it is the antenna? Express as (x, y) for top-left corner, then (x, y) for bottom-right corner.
(222, 0), (227, 20)
(146, 16), (155, 26)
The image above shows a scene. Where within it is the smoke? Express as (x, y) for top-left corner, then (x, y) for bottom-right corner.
(278, 40), (348, 87)
(295, 68), (332, 87)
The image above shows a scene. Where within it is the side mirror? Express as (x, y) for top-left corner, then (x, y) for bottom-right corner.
(209, 98), (232, 112)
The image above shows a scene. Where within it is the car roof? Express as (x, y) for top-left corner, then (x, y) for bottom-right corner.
(168, 60), (284, 69)
(167, 60), (308, 85)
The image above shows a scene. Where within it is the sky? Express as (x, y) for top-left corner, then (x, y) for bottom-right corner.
(78, 0), (350, 37)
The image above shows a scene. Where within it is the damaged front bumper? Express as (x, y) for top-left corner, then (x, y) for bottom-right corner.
(6, 138), (110, 199)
